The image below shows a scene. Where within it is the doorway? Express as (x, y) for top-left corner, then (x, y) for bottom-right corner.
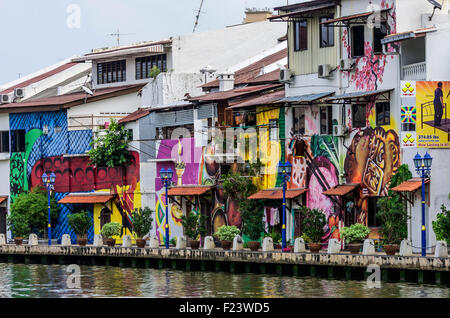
(0, 207), (6, 235)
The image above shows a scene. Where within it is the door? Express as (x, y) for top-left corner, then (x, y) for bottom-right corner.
(0, 207), (6, 235)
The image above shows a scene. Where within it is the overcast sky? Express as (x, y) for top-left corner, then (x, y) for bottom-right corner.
(0, 0), (290, 84)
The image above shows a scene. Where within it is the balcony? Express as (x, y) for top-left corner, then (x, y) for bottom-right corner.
(402, 62), (426, 81)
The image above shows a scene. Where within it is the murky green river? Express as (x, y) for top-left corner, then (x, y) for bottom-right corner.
(0, 263), (448, 298)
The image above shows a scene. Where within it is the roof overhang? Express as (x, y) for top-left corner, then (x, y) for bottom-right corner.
(227, 90), (285, 109)
(391, 178), (430, 192)
(324, 89), (393, 104)
(248, 188), (308, 200)
(58, 193), (115, 204)
(168, 186), (214, 196)
(320, 8), (391, 27)
(381, 27), (437, 45)
(280, 92), (335, 105)
(271, 0), (339, 22)
(0, 196), (8, 205)
(322, 184), (360, 196)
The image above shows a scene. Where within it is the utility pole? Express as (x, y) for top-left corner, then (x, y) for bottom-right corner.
(193, 0), (205, 33)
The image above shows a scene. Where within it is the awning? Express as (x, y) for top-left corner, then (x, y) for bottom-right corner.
(391, 178), (430, 192)
(322, 184), (360, 196)
(0, 196), (8, 204)
(58, 193), (115, 204)
(270, 1), (338, 22)
(249, 188), (307, 200)
(227, 90), (285, 109)
(325, 89), (393, 103)
(320, 9), (390, 26)
(168, 186), (213, 196)
(280, 92), (335, 104)
(381, 27), (437, 45)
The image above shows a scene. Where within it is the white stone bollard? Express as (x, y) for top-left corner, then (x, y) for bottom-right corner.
(399, 239), (413, 256)
(327, 239), (341, 254)
(149, 236), (160, 248)
(262, 237), (274, 252)
(28, 234), (39, 246)
(122, 235), (132, 248)
(61, 234), (71, 246)
(233, 235), (243, 251)
(93, 234), (103, 247)
(0, 233), (6, 246)
(434, 241), (448, 258)
(294, 238), (306, 253)
(362, 239), (375, 255)
(176, 236), (187, 249)
(203, 236), (215, 250)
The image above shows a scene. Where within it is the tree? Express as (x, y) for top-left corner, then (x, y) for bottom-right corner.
(88, 119), (132, 167)
(239, 199), (264, 241)
(131, 207), (154, 239)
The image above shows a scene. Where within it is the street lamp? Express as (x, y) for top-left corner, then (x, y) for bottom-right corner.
(413, 152), (432, 257)
(160, 168), (173, 249)
(278, 161), (292, 250)
(41, 172), (56, 246)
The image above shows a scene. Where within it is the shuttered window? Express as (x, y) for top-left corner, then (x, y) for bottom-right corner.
(135, 54), (167, 79)
(97, 60), (126, 84)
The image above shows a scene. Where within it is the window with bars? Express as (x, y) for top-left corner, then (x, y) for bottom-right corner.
(135, 54), (167, 80)
(376, 102), (390, 126)
(0, 131), (9, 153)
(11, 130), (25, 153)
(320, 17), (335, 48)
(320, 106), (333, 135)
(97, 60), (126, 84)
(157, 124), (194, 140)
(269, 119), (278, 141)
(293, 20), (308, 51)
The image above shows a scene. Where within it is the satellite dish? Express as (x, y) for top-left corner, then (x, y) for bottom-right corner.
(82, 86), (94, 96)
(427, 0), (442, 10)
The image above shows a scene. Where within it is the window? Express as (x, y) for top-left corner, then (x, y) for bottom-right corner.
(293, 107), (306, 135)
(368, 197), (380, 227)
(158, 124), (194, 140)
(402, 123), (416, 131)
(376, 102), (390, 126)
(0, 131), (9, 153)
(135, 54), (167, 80)
(269, 120), (278, 141)
(293, 20), (308, 51)
(373, 23), (389, 54)
(352, 104), (366, 128)
(320, 17), (334, 48)
(320, 106), (333, 135)
(351, 26), (365, 57)
(97, 60), (126, 84)
(11, 130), (25, 153)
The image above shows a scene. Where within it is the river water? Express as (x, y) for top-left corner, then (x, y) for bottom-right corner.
(0, 263), (448, 298)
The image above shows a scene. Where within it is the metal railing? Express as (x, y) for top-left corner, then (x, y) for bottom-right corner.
(402, 62), (426, 81)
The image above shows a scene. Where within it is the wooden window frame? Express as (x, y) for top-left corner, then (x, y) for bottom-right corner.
(293, 20), (308, 52)
(376, 101), (390, 126)
(320, 16), (335, 48)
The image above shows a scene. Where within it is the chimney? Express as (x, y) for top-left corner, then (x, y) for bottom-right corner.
(218, 73), (235, 92)
(243, 8), (273, 23)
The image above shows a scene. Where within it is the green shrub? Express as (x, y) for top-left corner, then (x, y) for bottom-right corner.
(215, 225), (240, 241)
(67, 211), (92, 236)
(7, 213), (30, 238)
(432, 204), (450, 244)
(377, 194), (408, 244)
(340, 223), (370, 244)
(149, 66), (161, 78)
(299, 233), (311, 243)
(300, 207), (326, 243)
(131, 207), (153, 239)
(101, 222), (122, 238)
(239, 199), (264, 241)
(170, 237), (177, 246)
(181, 212), (206, 240)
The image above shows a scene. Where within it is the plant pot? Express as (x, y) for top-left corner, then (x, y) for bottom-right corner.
(136, 239), (146, 248)
(348, 243), (362, 254)
(189, 240), (200, 250)
(77, 237), (88, 246)
(383, 244), (399, 256)
(308, 243), (321, 253)
(248, 241), (260, 251)
(221, 240), (232, 250)
(105, 238), (116, 247)
(14, 237), (23, 245)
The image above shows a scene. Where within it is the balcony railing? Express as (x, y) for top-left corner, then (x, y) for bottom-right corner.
(402, 62), (426, 81)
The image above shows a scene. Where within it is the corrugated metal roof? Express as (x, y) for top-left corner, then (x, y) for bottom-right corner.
(190, 84), (282, 102)
(274, 0), (338, 11)
(59, 194), (115, 204)
(118, 108), (150, 124)
(168, 186), (213, 196)
(391, 178), (430, 192)
(322, 184), (359, 196)
(249, 188), (307, 200)
(320, 9), (390, 25)
(280, 92), (335, 103)
(381, 27), (437, 45)
(325, 89), (393, 102)
(228, 90), (285, 109)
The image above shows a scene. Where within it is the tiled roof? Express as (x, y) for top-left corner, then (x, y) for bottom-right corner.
(0, 84), (145, 113)
(58, 194), (115, 204)
(201, 49), (287, 88)
(249, 188), (307, 200)
(391, 178), (430, 192)
(322, 184), (360, 196)
(118, 108), (150, 124)
(0, 196), (8, 204)
(190, 84), (282, 102)
(168, 186), (213, 196)
(0, 63), (78, 95)
(228, 89), (285, 109)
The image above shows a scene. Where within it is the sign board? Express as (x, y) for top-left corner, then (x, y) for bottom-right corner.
(401, 131), (417, 148)
(400, 81), (416, 97)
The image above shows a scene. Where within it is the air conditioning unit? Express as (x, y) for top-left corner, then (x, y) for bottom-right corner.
(333, 125), (348, 137)
(14, 88), (25, 99)
(318, 64), (331, 78)
(0, 94), (12, 104)
(340, 58), (355, 71)
(279, 68), (292, 83)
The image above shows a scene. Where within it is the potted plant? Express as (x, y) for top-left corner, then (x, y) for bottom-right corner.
(181, 212), (206, 249)
(378, 194), (408, 255)
(67, 211), (92, 246)
(7, 213), (30, 245)
(100, 222), (122, 247)
(214, 225), (240, 250)
(340, 223), (370, 254)
(239, 199), (264, 251)
(131, 207), (153, 248)
(300, 207), (326, 253)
